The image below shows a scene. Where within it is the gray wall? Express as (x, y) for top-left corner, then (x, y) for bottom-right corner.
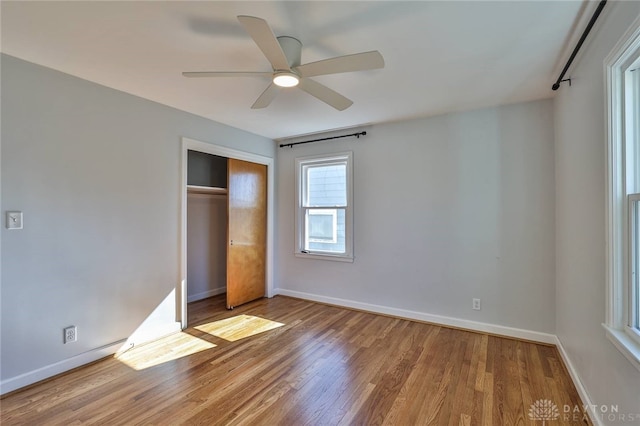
(187, 193), (227, 301)
(554, 1), (640, 419)
(0, 54), (273, 386)
(276, 99), (556, 334)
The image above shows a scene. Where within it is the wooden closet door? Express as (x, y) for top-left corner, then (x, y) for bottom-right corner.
(226, 158), (267, 309)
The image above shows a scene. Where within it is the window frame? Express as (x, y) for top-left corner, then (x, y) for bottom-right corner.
(604, 15), (640, 371)
(295, 152), (354, 262)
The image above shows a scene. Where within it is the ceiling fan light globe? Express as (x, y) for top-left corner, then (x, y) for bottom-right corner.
(273, 72), (299, 87)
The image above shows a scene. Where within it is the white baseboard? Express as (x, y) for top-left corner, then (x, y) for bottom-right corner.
(275, 288), (557, 344)
(554, 336), (599, 426)
(1, 322), (184, 396)
(0, 339), (126, 395)
(187, 286), (226, 303)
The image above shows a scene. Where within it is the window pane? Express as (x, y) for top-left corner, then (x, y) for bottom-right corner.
(305, 208), (345, 253)
(305, 163), (346, 207)
(636, 68), (640, 331)
(308, 209), (337, 243)
(625, 65), (640, 193)
(633, 198), (640, 330)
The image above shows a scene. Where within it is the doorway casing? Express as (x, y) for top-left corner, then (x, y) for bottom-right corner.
(179, 137), (275, 328)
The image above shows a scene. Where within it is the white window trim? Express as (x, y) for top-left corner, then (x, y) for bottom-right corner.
(604, 14), (640, 372)
(295, 152), (354, 262)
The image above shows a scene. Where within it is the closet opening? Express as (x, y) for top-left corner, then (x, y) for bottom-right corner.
(186, 151), (228, 307)
(180, 138), (273, 328)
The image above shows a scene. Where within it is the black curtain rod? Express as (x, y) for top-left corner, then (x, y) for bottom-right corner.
(552, 0), (607, 90)
(279, 131), (366, 148)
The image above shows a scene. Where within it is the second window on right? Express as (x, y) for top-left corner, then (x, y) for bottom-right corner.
(606, 20), (640, 367)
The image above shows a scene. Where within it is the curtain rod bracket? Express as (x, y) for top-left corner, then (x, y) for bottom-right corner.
(554, 78), (572, 90)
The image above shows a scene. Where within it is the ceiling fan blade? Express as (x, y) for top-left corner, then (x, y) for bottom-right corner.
(182, 71), (272, 78)
(295, 51), (384, 78)
(238, 15), (291, 71)
(298, 78), (353, 111)
(252, 83), (280, 109)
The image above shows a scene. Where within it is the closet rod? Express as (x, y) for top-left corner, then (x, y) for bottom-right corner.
(279, 131), (366, 148)
(552, 0), (607, 90)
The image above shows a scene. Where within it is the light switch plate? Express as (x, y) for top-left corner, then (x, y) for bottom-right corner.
(6, 211), (23, 230)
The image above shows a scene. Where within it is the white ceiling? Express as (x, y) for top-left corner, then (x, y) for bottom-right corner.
(1, 1), (587, 140)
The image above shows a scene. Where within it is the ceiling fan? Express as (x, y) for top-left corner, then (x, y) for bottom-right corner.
(182, 16), (385, 111)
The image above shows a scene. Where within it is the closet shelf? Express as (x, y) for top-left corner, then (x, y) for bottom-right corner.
(187, 185), (228, 195)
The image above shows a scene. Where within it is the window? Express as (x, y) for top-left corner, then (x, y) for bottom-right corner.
(295, 152), (353, 261)
(604, 17), (640, 370)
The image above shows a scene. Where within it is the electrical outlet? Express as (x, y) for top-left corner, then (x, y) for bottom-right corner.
(6, 211), (23, 230)
(64, 326), (77, 343)
(472, 298), (481, 311)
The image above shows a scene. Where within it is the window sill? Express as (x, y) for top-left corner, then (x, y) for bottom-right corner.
(294, 252), (354, 263)
(603, 323), (640, 372)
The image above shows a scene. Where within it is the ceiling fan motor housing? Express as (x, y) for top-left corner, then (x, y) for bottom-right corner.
(277, 36), (302, 69)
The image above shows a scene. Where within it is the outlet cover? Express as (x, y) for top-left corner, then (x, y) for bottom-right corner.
(64, 326), (77, 343)
(6, 211), (23, 230)
(472, 298), (481, 311)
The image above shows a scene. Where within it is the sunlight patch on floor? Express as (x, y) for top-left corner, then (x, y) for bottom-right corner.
(195, 314), (285, 342)
(116, 332), (216, 370)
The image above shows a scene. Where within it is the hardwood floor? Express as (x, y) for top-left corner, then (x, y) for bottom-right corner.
(1, 295), (590, 425)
